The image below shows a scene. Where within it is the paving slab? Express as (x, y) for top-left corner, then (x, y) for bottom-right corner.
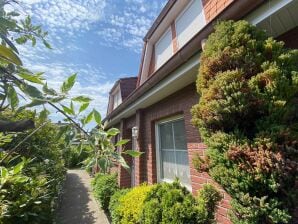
(56, 169), (110, 224)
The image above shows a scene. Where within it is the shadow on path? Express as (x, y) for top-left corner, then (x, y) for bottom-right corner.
(56, 169), (109, 224)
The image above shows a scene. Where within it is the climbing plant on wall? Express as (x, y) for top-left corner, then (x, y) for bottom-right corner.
(192, 20), (298, 224)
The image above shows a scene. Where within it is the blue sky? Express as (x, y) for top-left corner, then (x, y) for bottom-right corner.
(16, 0), (166, 123)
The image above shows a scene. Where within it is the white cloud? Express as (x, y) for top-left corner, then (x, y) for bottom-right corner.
(96, 0), (166, 53)
(20, 0), (106, 36)
(23, 61), (114, 122)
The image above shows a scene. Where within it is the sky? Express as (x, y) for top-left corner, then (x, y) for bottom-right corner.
(15, 0), (167, 126)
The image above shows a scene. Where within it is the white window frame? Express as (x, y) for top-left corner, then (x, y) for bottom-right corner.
(155, 115), (191, 191)
(112, 87), (122, 109)
(154, 27), (173, 70)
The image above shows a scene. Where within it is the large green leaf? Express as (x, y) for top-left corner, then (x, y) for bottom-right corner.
(21, 84), (44, 99)
(79, 103), (89, 113)
(18, 73), (44, 84)
(42, 83), (57, 96)
(0, 33), (18, 53)
(84, 111), (94, 124)
(17, 99), (46, 112)
(39, 108), (50, 122)
(93, 109), (101, 124)
(107, 128), (120, 136)
(61, 74), (77, 93)
(7, 85), (19, 109)
(62, 104), (75, 115)
(115, 139), (130, 147)
(123, 150), (143, 158)
(72, 96), (92, 103)
(0, 44), (22, 65)
(12, 160), (25, 175)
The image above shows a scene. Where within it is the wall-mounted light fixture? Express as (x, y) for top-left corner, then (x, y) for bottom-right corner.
(132, 126), (139, 139)
(201, 38), (207, 51)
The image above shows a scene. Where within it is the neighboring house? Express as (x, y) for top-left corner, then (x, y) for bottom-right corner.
(104, 0), (298, 223)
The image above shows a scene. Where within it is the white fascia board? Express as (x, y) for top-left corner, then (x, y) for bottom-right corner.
(246, 0), (294, 25)
(107, 52), (201, 127)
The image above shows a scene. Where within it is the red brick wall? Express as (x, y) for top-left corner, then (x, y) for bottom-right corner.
(138, 83), (232, 224)
(115, 84), (232, 222)
(202, 0), (234, 22)
(118, 118), (134, 188)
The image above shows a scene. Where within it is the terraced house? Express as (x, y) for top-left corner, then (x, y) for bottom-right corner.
(103, 0), (298, 223)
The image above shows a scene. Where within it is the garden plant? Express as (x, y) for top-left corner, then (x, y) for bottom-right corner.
(192, 20), (298, 224)
(0, 1), (140, 222)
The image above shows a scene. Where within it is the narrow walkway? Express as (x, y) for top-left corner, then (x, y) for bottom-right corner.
(56, 169), (110, 224)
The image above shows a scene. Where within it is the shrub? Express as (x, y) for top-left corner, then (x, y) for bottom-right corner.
(191, 20), (298, 223)
(141, 181), (200, 224)
(0, 110), (66, 223)
(63, 145), (91, 168)
(117, 184), (152, 224)
(197, 184), (222, 224)
(92, 173), (118, 211)
(109, 188), (130, 224)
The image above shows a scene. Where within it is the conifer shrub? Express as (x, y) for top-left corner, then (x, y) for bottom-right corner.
(92, 173), (118, 211)
(191, 20), (298, 223)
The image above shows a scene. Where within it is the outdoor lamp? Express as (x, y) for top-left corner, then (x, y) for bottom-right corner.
(201, 38), (207, 51)
(132, 126), (138, 139)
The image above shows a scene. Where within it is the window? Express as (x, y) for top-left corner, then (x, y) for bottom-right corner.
(175, 0), (206, 48)
(113, 89), (122, 109)
(156, 117), (191, 189)
(155, 28), (173, 69)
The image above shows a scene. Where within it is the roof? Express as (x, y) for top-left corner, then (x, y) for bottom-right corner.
(119, 77), (138, 100)
(103, 0), (265, 123)
(143, 0), (176, 41)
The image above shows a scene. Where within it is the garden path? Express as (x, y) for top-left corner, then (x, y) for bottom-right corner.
(56, 169), (110, 224)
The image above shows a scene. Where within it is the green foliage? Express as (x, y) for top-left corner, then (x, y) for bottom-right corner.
(191, 20), (298, 223)
(141, 181), (201, 224)
(92, 173), (118, 211)
(197, 184), (222, 224)
(0, 110), (66, 223)
(63, 145), (91, 168)
(117, 184), (153, 224)
(109, 188), (130, 224)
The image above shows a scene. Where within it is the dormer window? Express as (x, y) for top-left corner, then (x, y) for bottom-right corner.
(175, 0), (205, 48)
(113, 89), (122, 109)
(155, 28), (173, 70)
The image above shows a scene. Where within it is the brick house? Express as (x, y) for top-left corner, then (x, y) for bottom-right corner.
(103, 0), (298, 223)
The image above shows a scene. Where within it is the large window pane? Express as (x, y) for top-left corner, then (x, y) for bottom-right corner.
(161, 150), (176, 180)
(155, 29), (173, 69)
(159, 122), (173, 149)
(157, 118), (191, 188)
(175, 0), (206, 48)
(173, 120), (187, 150)
(176, 151), (190, 185)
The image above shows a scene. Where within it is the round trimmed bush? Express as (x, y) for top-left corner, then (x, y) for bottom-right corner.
(109, 188), (130, 224)
(117, 184), (153, 224)
(141, 181), (201, 224)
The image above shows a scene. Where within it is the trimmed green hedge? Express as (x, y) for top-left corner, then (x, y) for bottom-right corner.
(105, 180), (222, 224)
(109, 188), (130, 224)
(92, 173), (118, 211)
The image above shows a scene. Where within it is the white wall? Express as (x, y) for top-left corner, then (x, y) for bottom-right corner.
(175, 0), (206, 48)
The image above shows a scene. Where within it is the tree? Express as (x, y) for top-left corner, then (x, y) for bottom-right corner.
(192, 20), (298, 224)
(0, 0), (141, 171)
